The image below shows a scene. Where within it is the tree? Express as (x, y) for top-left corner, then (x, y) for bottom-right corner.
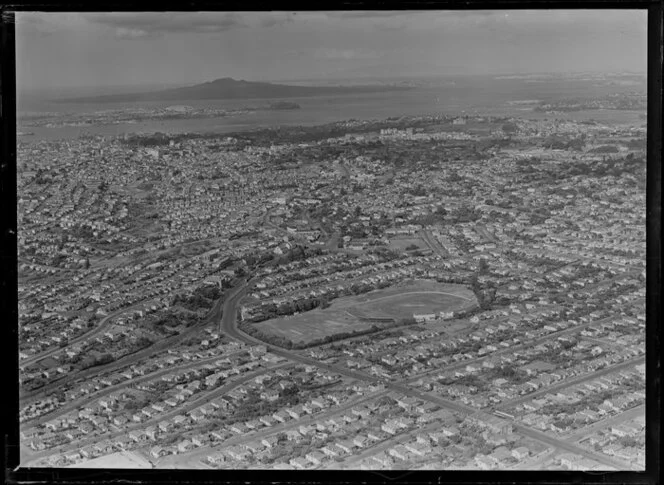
(277, 302), (295, 315)
(409, 185), (427, 197)
(479, 258), (490, 276)
(52, 254), (67, 267)
(96, 353), (114, 366)
(469, 274), (480, 293)
(501, 122), (518, 134)
(136, 336), (154, 348)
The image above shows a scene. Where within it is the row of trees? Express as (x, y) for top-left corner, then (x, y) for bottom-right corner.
(588, 145), (620, 154)
(542, 134), (586, 151)
(470, 273), (497, 311)
(152, 309), (201, 329)
(411, 206), (448, 226)
(292, 322), (407, 349)
(79, 352), (114, 370)
(242, 316), (415, 350)
(121, 132), (174, 147)
(540, 389), (617, 418)
(491, 364), (530, 383)
(241, 245), (325, 272)
(265, 296), (331, 318)
(247, 274), (404, 323)
(447, 206), (482, 224)
(242, 325), (295, 349)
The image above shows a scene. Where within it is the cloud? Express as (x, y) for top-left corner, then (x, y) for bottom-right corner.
(82, 12), (248, 39)
(434, 9), (646, 32)
(313, 47), (382, 60)
(14, 12), (63, 36)
(300, 10), (504, 32)
(310, 10), (646, 36)
(291, 11), (429, 33)
(327, 11), (415, 19)
(259, 12), (295, 28)
(281, 46), (383, 62)
(114, 27), (160, 40)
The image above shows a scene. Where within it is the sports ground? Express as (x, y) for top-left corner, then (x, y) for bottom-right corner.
(253, 279), (477, 345)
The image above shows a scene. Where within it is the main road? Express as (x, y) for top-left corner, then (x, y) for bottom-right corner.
(420, 229), (450, 258)
(20, 280), (245, 404)
(217, 280), (637, 470)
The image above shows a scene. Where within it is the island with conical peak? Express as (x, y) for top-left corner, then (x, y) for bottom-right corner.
(58, 77), (413, 103)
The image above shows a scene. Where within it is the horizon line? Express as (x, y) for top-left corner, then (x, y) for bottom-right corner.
(17, 69), (647, 95)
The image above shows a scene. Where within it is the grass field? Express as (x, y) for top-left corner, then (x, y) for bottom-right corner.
(37, 356), (59, 369)
(254, 309), (372, 344)
(253, 279), (477, 345)
(347, 291), (472, 319)
(387, 237), (428, 252)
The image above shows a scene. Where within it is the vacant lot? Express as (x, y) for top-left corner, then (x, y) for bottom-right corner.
(253, 279), (477, 345)
(37, 356), (59, 369)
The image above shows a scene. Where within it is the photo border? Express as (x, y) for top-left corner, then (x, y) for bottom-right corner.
(1, 1), (660, 484)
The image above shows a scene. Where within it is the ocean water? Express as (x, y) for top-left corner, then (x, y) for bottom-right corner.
(17, 76), (646, 142)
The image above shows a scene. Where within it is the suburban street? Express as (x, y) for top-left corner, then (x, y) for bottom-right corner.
(22, 348), (247, 429)
(216, 279), (638, 471)
(401, 313), (606, 384)
(20, 281), (233, 403)
(21, 362), (291, 466)
(21, 296), (162, 369)
(494, 355), (644, 411)
(420, 229), (450, 258)
(154, 389), (392, 467)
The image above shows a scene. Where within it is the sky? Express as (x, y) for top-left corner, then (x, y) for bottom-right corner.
(15, 10), (647, 91)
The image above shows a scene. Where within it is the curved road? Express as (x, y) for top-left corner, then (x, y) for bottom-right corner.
(20, 281), (246, 404)
(21, 296), (161, 369)
(22, 348), (247, 429)
(21, 362), (290, 467)
(217, 278), (639, 470)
